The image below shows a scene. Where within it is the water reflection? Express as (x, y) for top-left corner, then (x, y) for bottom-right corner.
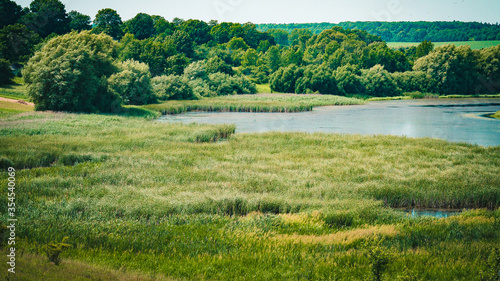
(403, 209), (461, 218)
(159, 99), (500, 147)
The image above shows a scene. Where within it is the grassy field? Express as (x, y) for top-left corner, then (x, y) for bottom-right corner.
(387, 41), (500, 50)
(0, 105), (499, 280)
(0, 77), (30, 101)
(143, 94), (365, 115)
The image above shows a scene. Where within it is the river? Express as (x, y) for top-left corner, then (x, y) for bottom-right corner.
(159, 98), (500, 147)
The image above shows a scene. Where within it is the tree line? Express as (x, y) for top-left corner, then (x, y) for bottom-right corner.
(258, 21), (500, 43)
(1, 0), (499, 113)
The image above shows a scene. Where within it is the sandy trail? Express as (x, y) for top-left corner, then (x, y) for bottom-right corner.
(0, 97), (34, 106)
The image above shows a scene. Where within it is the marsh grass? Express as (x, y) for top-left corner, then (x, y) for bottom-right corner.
(0, 110), (499, 280)
(143, 94), (365, 115)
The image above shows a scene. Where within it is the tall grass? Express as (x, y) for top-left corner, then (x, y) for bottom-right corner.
(144, 94), (365, 115)
(0, 110), (499, 280)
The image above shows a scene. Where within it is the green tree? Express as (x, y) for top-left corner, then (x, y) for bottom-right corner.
(0, 0), (24, 29)
(416, 40), (434, 58)
(23, 31), (121, 112)
(0, 58), (14, 85)
(241, 48), (258, 67)
(152, 75), (198, 100)
(413, 44), (479, 95)
(123, 13), (155, 40)
(265, 45), (281, 72)
(333, 64), (365, 96)
(164, 53), (189, 76)
(107, 59), (155, 105)
(68, 11), (91, 31)
(360, 64), (400, 97)
(269, 64), (304, 93)
(266, 29), (289, 45)
(180, 19), (212, 45)
(21, 0), (69, 37)
(295, 65), (339, 94)
(0, 23), (40, 63)
(206, 56), (234, 75)
(227, 37), (249, 50)
(477, 45), (500, 94)
(92, 8), (123, 40)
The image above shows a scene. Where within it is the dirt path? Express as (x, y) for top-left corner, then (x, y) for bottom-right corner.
(0, 97), (34, 106)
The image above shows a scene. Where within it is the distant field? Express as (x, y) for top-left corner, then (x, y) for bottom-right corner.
(387, 41), (500, 50)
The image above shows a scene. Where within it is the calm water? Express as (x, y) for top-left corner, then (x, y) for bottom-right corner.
(403, 209), (461, 218)
(159, 99), (500, 147)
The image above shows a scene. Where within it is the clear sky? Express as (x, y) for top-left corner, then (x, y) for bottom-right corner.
(13, 0), (500, 24)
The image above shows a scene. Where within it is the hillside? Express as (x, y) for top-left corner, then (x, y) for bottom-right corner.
(257, 21), (500, 43)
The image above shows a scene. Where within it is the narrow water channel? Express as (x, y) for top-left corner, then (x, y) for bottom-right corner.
(159, 98), (500, 147)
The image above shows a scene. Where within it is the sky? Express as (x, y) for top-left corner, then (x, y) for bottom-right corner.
(13, 0), (500, 24)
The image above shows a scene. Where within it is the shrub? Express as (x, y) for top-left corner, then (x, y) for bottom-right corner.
(269, 64), (304, 93)
(208, 72), (256, 96)
(108, 59), (156, 105)
(360, 64), (401, 97)
(189, 78), (216, 97)
(22, 31), (121, 113)
(295, 65), (339, 94)
(152, 75), (199, 100)
(333, 64), (365, 96)
(41, 237), (71, 265)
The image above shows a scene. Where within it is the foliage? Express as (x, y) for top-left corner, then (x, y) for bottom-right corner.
(92, 8), (123, 40)
(413, 45), (480, 95)
(123, 13), (155, 40)
(20, 0), (70, 37)
(258, 21), (500, 42)
(22, 31), (121, 112)
(68, 11), (91, 31)
(41, 237), (71, 265)
(333, 64), (365, 96)
(152, 74), (198, 100)
(0, 58), (14, 85)
(0, 23), (41, 63)
(0, 0), (24, 29)
(360, 65), (400, 97)
(295, 65), (339, 94)
(207, 72), (256, 96)
(269, 64), (304, 93)
(107, 59), (156, 105)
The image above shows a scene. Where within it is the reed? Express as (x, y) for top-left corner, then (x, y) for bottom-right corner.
(143, 94), (365, 115)
(0, 108), (499, 280)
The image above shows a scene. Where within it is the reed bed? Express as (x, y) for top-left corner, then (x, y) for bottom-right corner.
(0, 110), (499, 280)
(143, 94), (365, 115)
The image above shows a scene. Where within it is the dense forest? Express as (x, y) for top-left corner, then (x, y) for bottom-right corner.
(1, 0), (499, 113)
(257, 21), (500, 42)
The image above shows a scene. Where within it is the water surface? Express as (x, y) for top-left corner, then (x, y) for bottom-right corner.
(159, 99), (500, 147)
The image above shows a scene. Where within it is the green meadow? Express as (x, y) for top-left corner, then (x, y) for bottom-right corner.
(387, 41), (500, 50)
(0, 102), (499, 280)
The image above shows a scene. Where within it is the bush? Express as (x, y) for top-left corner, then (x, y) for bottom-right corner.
(208, 72), (256, 96)
(360, 64), (400, 97)
(269, 64), (304, 93)
(152, 75), (199, 100)
(41, 237), (71, 265)
(333, 64), (365, 96)
(295, 65), (339, 94)
(22, 31), (121, 113)
(189, 78), (216, 97)
(108, 59), (156, 105)
(0, 59), (14, 85)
